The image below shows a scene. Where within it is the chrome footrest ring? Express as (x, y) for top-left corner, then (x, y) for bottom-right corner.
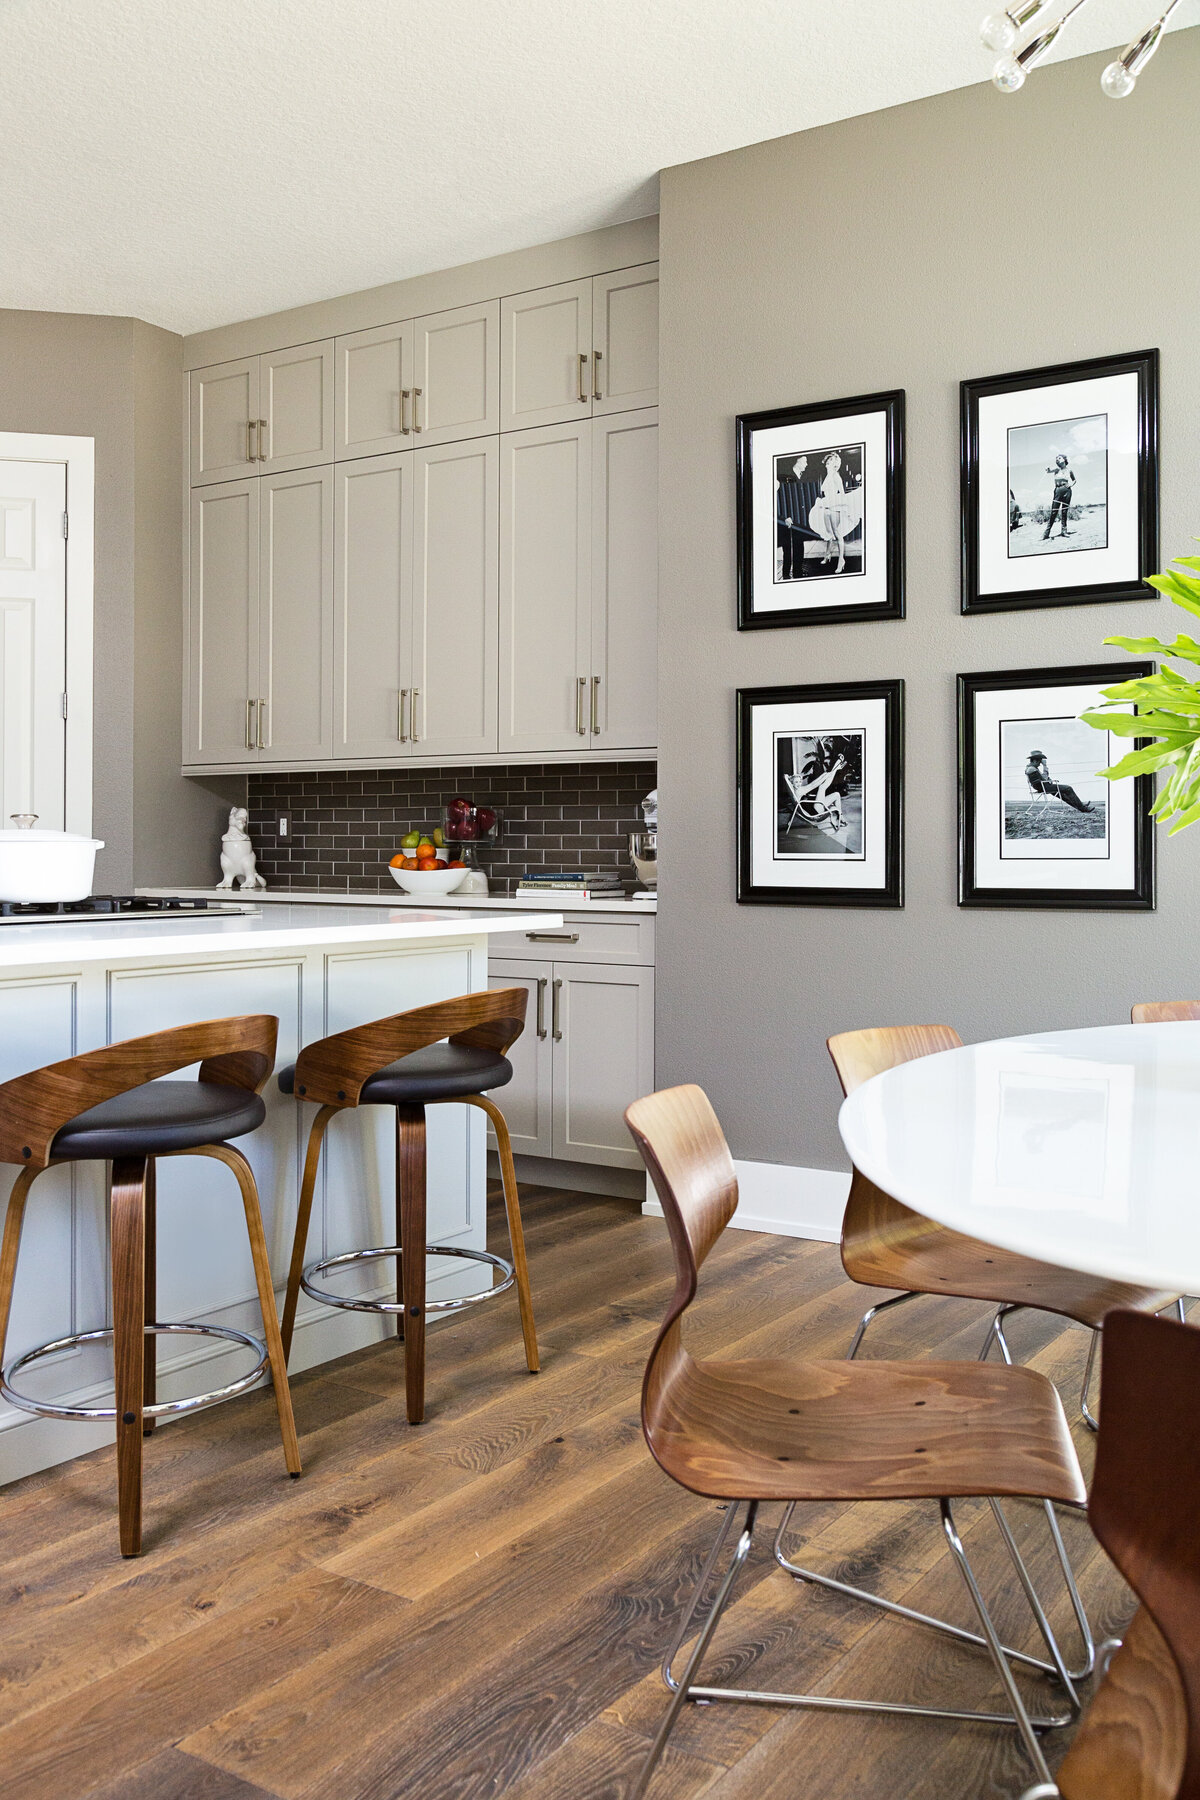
(300, 1243), (515, 1317)
(1, 1323), (269, 1423)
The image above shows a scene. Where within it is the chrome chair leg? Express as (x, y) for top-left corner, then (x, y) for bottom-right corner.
(988, 1500), (1080, 1715)
(1080, 1328), (1101, 1432)
(660, 1501), (741, 1691)
(979, 1302), (1021, 1366)
(1019, 1786), (1061, 1799)
(846, 1288), (919, 1359)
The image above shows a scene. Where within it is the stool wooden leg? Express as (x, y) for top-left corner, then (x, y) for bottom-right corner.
(280, 1105), (336, 1362)
(110, 1156), (147, 1558)
(0, 1167), (37, 1374)
(195, 1144), (302, 1477)
(466, 1095), (539, 1373)
(142, 1159), (157, 1434)
(395, 1104), (427, 1425)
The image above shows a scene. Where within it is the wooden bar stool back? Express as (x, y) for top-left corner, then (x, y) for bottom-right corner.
(279, 987), (538, 1424)
(1132, 1000), (1200, 1023)
(0, 1014), (300, 1557)
(625, 1083), (1087, 1799)
(1023, 1308), (1200, 1800)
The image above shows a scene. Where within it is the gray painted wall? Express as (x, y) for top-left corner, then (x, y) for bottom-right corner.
(0, 310), (238, 889)
(656, 34), (1200, 1173)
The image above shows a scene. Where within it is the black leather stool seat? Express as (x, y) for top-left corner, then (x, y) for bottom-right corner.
(278, 1042), (513, 1105)
(51, 1081), (267, 1161)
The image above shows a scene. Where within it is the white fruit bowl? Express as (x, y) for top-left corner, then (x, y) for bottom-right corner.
(388, 864), (468, 897)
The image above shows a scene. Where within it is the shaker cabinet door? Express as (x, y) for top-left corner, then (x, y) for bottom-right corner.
(551, 962), (655, 1169)
(410, 437), (498, 759)
(189, 359), (260, 487)
(499, 422), (591, 755)
(257, 467), (334, 763)
(259, 341), (334, 474)
(590, 409), (658, 750)
(488, 960), (554, 1158)
(591, 266), (659, 415)
(186, 479), (259, 763)
(411, 301), (499, 447)
(335, 322), (413, 461)
(334, 453), (414, 762)
(499, 279), (593, 432)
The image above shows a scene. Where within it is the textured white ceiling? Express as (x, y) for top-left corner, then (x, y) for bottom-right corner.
(2, 0), (1194, 334)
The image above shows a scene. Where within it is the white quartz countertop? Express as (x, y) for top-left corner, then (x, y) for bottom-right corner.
(0, 903), (560, 968)
(138, 886), (657, 915)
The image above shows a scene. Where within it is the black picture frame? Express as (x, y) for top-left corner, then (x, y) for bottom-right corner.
(736, 390), (905, 629)
(958, 662), (1155, 912)
(961, 348), (1159, 615)
(737, 679), (904, 907)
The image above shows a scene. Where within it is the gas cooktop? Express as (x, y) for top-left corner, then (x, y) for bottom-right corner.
(0, 895), (258, 924)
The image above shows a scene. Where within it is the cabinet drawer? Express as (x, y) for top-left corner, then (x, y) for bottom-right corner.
(487, 913), (654, 966)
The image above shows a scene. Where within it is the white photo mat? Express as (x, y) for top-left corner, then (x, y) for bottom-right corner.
(751, 696), (889, 890)
(751, 408), (890, 614)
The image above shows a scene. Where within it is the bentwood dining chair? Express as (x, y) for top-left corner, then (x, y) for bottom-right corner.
(625, 1084), (1088, 1800)
(1020, 1308), (1200, 1800)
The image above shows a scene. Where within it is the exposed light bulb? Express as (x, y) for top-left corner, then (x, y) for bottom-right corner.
(981, 11), (1017, 50)
(992, 53), (1026, 91)
(1101, 58), (1138, 96)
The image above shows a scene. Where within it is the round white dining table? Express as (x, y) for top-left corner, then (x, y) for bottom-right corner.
(838, 1021), (1200, 1296)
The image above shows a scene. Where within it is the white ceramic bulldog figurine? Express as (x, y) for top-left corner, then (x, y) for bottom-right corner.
(217, 806), (267, 891)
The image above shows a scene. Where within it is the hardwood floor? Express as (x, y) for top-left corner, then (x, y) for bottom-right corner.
(0, 1184), (1142, 1800)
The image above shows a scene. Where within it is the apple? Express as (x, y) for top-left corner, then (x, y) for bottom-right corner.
(448, 796), (472, 817)
(475, 805), (497, 835)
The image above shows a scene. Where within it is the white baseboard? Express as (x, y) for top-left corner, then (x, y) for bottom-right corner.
(642, 1158), (848, 1242)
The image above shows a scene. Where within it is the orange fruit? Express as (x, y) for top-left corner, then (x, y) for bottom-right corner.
(389, 852), (404, 867)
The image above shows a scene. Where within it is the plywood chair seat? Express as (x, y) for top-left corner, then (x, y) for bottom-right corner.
(645, 1349), (1087, 1507)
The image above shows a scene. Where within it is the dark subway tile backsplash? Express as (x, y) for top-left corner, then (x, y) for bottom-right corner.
(247, 762), (657, 894)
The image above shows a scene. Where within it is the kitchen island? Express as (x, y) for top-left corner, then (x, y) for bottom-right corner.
(0, 902), (557, 1485)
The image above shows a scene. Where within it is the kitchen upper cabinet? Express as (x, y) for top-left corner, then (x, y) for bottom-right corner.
(187, 479), (259, 763)
(552, 962), (655, 1169)
(335, 322), (412, 461)
(592, 267), (659, 415)
(487, 960), (553, 1158)
(410, 301), (499, 447)
(590, 409), (658, 750)
(499, 279), (592, 432)
(499, 421), (591, 755)
(257, 468), (335, 762)
(258, 342), (334, 474)
(333, 452), (414, 761)
(190, 345), (333, 485)
(190, 360), (260, 486)
(410, 437), (498, 758)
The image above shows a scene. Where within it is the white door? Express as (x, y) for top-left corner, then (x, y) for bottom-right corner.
(335, 322), (413, 461)
(189, 358), (260, 486)
(592, 266), (659, 415)
(499, 422), (591, 754)
(590, 410), (658, 750)
(334, 452), (414, 761)
(551, 961), (655, 1169)
(257, 468), (334, 762)
(0, 460), (67, 826)
(186, 478), (259, 764)
(259, 342), (334, 474)
(411, 301), (499, 447)
(499, 280), (593, 431)
(410, 437), (498, 759)
(488, 960), (553, 1157)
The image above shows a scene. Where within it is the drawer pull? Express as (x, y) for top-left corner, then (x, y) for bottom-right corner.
(412, 387), (423, 433)
(397, 688), (409, 742)
(247, 419), (257, 464)
(258, 419), (268, 462)
(590, 673), (601, 735)
(575, 675), (587, 736)
(400, 389), (411, 435)
(577, 353), (588, 404)
(246, 698), (256, 750)
(535, 976), (547, 1039)
(551, 977), (563, 1041)
(592, 349), (602, 401)
(256, 698), (268, 749)
(526, 931), (580, 943)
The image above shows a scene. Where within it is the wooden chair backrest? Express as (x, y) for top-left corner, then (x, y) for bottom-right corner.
(625, 1085), (738, 1462)
(827, 1023), (963, 1097)
(1132, 1001), (1200, 1025)
(1065, 1308), (1200, 1800)
(292, 987), (528, 1108)
(0, 1015), (278, 1171)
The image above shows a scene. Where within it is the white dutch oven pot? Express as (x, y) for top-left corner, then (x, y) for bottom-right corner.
(0, 815), (105, 903)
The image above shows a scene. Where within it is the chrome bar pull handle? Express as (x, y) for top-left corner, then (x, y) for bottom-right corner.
(397, 688), (409, 742)
(578, 353), (588, 404)
(247, 420), (257, 463)
(411, 688), (420, 741)
(411, 388), (423, 433)
(590, 674), (601, 735)
(256, 698), (268, 749)
(535, 976), (547, 1040)
(400, 389), (410, 435)
(258, 419), (268, 462)
(526, 932), (579, 943)
(246, 698), (256, 749)
(551, 977), (563, 1041)
(592, 349), (602, 401)
(575, 675), (587, 736)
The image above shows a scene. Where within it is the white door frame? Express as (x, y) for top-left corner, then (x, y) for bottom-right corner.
(0, 432), (94, 834)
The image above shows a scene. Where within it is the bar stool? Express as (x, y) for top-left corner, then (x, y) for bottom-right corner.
(278, 988), (538, 1424)
(0, 1015), (301, 1557)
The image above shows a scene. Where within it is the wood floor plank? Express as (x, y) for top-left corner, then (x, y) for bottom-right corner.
(80, 1747), (283, 1800)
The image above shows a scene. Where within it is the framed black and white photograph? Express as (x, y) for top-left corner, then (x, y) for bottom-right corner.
(958, 663), (1154, 910)
(737, 680), (903, 906)
(736, 390), (904, 629)
(961, 349), (1158, 614)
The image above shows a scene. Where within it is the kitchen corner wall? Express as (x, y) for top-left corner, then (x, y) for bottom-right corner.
(0, 310), (239, 889)
(656, 31), (1200, 1173)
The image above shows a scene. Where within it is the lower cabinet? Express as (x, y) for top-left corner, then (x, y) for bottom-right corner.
(489, 954), (654, 1170)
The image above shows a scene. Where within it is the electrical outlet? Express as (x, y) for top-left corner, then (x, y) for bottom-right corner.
(278, 815), (289, 838)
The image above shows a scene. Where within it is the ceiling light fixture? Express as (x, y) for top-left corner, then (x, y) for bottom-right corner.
(982, 0), (1182, 96)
